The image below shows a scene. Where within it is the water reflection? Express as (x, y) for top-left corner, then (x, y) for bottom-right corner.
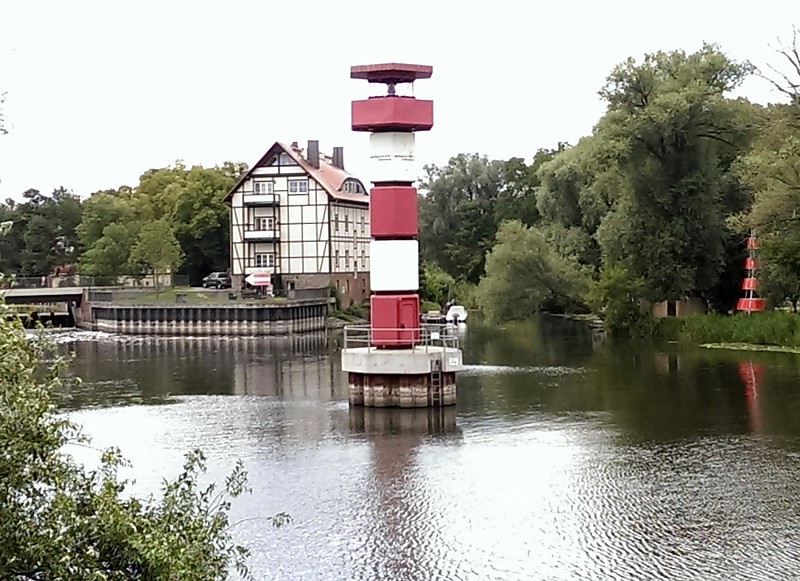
(61, 332), (341, 409)
(739, 359), (764, 434)
(58, 319), (800, 580)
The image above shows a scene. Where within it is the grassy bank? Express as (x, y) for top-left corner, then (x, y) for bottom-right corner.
(110, 287), (289, 305)
(652, 311), (800, 350)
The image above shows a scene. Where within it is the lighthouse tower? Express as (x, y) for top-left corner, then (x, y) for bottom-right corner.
(341, 63), (463, 408)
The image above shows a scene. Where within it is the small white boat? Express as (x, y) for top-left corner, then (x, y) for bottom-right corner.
(445, 305), (467, 324)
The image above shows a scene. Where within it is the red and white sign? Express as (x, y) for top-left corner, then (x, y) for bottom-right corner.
(245, 272), (271, 287)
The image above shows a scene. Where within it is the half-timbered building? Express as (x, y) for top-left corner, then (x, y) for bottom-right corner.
(224, 140), (371, 305)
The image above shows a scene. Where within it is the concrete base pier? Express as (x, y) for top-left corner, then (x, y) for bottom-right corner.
(341, 328), (463, 408)
(347, 371), (457, 407)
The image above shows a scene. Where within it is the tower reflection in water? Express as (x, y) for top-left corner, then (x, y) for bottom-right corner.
(347, 406), (463, 580)
(739, 359), (763, 434)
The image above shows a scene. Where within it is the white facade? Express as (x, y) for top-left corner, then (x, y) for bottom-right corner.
(225, 142), (370, 302)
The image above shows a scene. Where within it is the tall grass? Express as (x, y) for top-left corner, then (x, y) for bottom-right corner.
(656, 311), (800, 347)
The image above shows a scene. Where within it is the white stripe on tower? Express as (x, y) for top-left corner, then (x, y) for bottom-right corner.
(369, 131), (418, 294)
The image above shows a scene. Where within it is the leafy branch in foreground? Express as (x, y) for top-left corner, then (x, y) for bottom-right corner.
(0, 306), (287, 580)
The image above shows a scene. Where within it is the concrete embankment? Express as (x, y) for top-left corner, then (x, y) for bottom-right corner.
(75, 298), (334, 336)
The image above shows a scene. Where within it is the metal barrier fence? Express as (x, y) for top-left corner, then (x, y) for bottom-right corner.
(0, 274), (191, 289)
(87, 286), (333, 304)
(343, 323), (461, 352)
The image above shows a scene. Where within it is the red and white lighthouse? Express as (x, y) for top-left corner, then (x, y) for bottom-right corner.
(351, 63), (432, 347)
(342, 63), (462, 408)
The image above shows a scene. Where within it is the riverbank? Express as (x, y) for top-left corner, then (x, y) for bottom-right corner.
(640, 310), (800, 353)
(700, 342), (800, 354)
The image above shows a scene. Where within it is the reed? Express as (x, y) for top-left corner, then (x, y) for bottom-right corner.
(658, 311), (800, 347)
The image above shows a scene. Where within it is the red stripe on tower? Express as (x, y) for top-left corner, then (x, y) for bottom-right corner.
(350, 63), (433, 348)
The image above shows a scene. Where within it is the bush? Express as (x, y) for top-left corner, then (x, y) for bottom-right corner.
(0, 305), (287, 580)
(586, 264), (649, 337)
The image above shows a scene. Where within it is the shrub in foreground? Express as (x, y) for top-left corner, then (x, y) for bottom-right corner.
(0, 307), (286, 580)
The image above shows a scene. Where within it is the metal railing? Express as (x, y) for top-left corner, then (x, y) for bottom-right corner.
(343, 323), (460, 352)
(87, 286), (333, 304)
(0, 274), (191, 290)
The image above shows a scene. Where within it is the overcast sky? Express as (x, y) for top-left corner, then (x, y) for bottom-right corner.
(0, 1), (795, 199)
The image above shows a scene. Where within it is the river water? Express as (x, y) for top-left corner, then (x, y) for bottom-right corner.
(58, 316), (800, 580)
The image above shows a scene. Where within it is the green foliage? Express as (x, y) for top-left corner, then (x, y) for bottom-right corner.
(133, 163), (244, 283)
(420, 44), (765, 319)
(737, 103), (800, 307)
(6, 161), (243, 283)
(476, 220), (589, 323)
(79, 223), (137, 278)
(418, 153), (506, 283)
(128, 219), (184, 283)
(0, 305), (286, 579)
(594, 44), (755, 303)
(585, 263), (649, 337)
(420, 299), (441, 313)
(420, 261), (455, 307)
(0, 188), (82, 276)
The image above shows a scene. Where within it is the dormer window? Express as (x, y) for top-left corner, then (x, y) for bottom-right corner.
(341, 180), (363, 194)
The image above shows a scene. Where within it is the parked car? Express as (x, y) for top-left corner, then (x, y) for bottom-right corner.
(202, 272), (231, 289)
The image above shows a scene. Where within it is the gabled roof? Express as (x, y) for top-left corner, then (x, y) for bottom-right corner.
(223, 141), (369, 205)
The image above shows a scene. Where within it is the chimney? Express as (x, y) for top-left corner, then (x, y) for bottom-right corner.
(332, 146), (344, 170)
(307, 140), (320, 168)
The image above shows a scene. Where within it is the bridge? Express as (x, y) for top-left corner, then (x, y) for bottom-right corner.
(1, 287), (85, 305)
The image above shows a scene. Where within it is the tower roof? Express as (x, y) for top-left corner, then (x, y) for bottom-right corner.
(350, 63), (433, 84)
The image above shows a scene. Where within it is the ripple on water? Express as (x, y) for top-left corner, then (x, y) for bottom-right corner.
(460, 363), (586, 377)
(64, 337), (800, 581)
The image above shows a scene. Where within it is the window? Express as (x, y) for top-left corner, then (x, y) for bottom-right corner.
(360, 215), (365, 233)
(255, 217), (274, 231)
(254, 253), (274, 268)
(278, 153), (297, 166)
(335, 250), (340, 268)
(342, 180), (362, 194)
(344, 215), (349, 232)
(361, 249), (366, 269)
(334, 213), (340, 232)
(253, 181), (273, 195)
(289, 179), (308, 194)
(345, 249), (350, 269)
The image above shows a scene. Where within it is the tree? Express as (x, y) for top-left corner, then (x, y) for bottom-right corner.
(170, 165), (242, 284)
(476, 220), (589, 323)
(420, 261), (456, 307)
(3, 187), (84, 276)
(0, 305), (290, 579)
(131, 163), (243, 284)
(594, 44), (755, 303)
(418, 154), (506, 283)
(78, 222), (137, 278)
(77, 188), (136, 251)
(737, 29), (800, 308)
(758, 26), (800, 106)
(129, 219), (183, 289)
(495, 148), (561, 227)
(585, 263), (648, 335)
